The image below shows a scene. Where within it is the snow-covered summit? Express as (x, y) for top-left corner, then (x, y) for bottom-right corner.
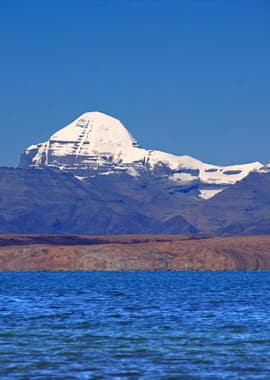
(20, 111), (264, 198)
(50, 111), (139, 153)
(22, 112), (140, 167)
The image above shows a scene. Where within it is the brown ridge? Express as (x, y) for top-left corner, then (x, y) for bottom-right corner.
(0, 234), (269, 271)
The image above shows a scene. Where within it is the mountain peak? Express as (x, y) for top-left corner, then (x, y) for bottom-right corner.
(74, 111), (122, 125)
(79, 111), (118, 119)
(20, 111), (263, 199)
(20, 111), (140, 170)
(50, 111), (138, 148)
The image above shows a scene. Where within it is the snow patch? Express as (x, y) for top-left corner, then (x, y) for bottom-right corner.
(199, 188), (224, 199)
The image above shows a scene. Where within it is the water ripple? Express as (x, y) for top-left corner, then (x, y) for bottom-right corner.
(0, 271), (270, 378)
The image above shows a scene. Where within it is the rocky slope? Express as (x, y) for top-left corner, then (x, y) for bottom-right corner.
(0, 234), (270, 271)
(0, 168), (197, 235)
(1, 167), (270, 235)
(195, 171), (270, 235)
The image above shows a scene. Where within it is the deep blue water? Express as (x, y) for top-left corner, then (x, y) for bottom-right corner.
(0, 272), (270, 379)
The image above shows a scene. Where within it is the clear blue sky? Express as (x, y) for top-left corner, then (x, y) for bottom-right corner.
(0, 0), (269, 166)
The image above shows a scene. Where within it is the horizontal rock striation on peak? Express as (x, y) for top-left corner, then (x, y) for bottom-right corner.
(20, 111), (263, 199)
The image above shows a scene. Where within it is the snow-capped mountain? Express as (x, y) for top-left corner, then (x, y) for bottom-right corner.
(20, 111), (263, 199)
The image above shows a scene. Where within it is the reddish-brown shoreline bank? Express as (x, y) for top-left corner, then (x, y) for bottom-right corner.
(0, 234), (270, 271)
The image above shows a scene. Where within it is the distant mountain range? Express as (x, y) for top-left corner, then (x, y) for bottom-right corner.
(1, 111), (269, 235)
(20, 111), (264, 199)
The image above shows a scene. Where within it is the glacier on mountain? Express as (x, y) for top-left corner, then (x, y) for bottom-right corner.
(20, 111), (263, 199)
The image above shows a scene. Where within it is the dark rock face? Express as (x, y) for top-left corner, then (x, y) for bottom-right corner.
(197, 172), (270, 235)
(0, 168), (197, 235)
(1, 167), (270, 235)
(222, 170), (242, 175)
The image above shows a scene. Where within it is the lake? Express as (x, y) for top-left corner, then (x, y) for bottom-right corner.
(0, 271), (270, 379)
